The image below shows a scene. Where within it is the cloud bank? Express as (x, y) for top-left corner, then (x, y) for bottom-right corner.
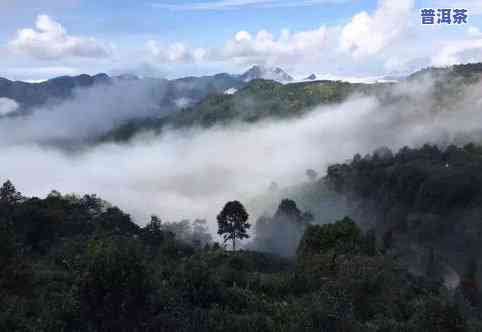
(2, 74), (482, 230)
(0, 79), (168, 145)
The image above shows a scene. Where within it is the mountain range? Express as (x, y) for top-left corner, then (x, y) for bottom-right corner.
(0, 65), (297, 115)
(3, 61), (482, 145)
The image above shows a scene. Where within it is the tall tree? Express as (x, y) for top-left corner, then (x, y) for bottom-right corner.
(217, 201), (250, 251)
(0, 180), (23, 205)
(0, 180), (23, 227)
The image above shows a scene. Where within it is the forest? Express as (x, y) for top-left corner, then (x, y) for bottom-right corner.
(2, 144), (482, 332)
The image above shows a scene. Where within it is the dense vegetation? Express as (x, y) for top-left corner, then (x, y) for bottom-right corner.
(100, 79), (374, 142)
(1, 178), (482, 331)
(321, 144), (482, 285)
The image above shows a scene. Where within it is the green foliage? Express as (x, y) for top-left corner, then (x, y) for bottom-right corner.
(102, 79), (363, 142)
(0, 180), (481, 331)
(217, 201), (250, 250)
(297, 217), (362, 259)
(80, 237), (152, 331)
(0, 218), (16, 265)
(0, 180), (23, 205)
(325, 144), (482, 283)
(100, 62), (482, 146)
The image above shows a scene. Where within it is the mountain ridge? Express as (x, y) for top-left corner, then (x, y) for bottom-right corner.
(239, 65), (294, 82)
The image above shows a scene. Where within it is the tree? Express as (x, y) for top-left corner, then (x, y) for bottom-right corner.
(217, 201), (250, 251)
(142, 215), (166, 247)
(95, 207), (139, 236)
(0, 180), (22, 206)
(275, 199), (302, 220)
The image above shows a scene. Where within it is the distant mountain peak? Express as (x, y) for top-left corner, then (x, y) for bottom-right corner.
(304, 74), (317, 81)
(240, 65), (293, 82)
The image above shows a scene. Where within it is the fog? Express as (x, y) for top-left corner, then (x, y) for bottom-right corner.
(1, 75), (482, 231)
(0, 79), (167, 146)
(0, 97), (19, 115)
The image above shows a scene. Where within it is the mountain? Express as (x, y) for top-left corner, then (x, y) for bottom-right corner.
(101, 61), (482, 143)
(239, 65), (294, 82)
(0, 66), (296, 116)
(100, 79), (365, 142)
(5, 61), (482, 143)
(0, 73), (110, 111)
(407, 62), (482, 82)
(304, 74), (317, 81)
(168, 73), (245, 104)
(0, 72), (247, 114)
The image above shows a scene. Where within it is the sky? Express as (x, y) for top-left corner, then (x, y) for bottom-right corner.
(1, 0), (482, 81)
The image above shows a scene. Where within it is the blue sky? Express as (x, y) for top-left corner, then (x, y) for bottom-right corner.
(1, 0), (482, 81)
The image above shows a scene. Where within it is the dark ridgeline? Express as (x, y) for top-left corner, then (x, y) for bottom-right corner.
(0, 64), (293, 116)
(0, 71), (246, 116)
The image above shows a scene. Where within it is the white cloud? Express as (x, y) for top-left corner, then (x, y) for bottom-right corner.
(340, 0), (414, 57)
(302, 73), (396, 83)
(148, 26), (328, 67)
(0, 98), (19, 115)
(222, 27), (327, 64)
(147, 40), (207, 63)
(224, 87), (238, 94)
(174, 97), (192, 108)
(9, 14), (112, 60)
(431, 38), (482, 66)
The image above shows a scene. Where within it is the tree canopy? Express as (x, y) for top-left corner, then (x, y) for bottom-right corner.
(217, 201), (250, 250)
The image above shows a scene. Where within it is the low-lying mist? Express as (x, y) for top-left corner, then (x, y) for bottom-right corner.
(0, 78), (168, 146)
(2, 75), (482, 233)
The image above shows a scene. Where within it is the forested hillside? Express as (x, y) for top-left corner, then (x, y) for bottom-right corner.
(102, 62), (482, 144)
(100, 79), (381, 142)
(262, 144), (482, 289)
(1, 179), (482, 331)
